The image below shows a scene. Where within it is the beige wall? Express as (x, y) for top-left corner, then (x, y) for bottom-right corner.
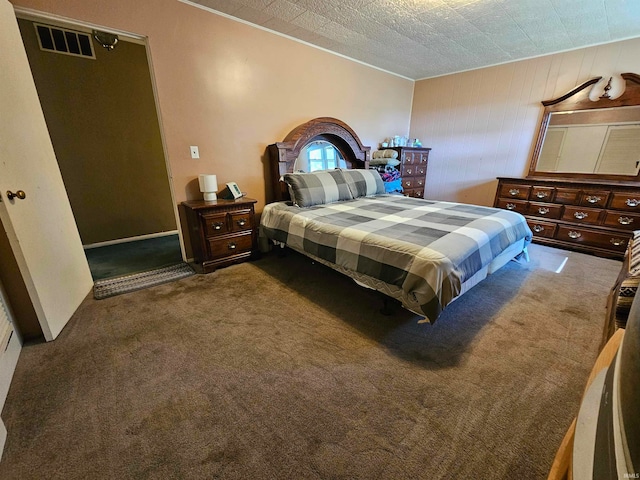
(18, 18), (176, 245)
(411, 37), (640, 207)
(10, 0), (414, 217)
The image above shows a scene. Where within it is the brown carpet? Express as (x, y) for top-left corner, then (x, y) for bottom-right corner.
(0, 243), (621, 479)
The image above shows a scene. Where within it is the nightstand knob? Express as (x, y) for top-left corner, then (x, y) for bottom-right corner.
(228, 242), (237, 250)
(212, 222), (224, 230)
(237, 219), (247, 227)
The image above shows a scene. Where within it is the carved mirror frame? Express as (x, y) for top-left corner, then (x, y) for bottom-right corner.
(267, 117), (371, 202)
(528, 72), (640, 182)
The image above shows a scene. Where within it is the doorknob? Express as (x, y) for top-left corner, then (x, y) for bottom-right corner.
(6, 190), (26, 200)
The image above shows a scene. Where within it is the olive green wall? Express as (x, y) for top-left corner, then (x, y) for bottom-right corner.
(18, 18), (176, 245)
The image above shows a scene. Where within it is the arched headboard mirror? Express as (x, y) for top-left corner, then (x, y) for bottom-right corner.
(528, 72), (640, 181)
(267, 117), (371, 202)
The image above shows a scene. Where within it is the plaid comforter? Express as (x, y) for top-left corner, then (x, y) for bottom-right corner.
(260, 195), (532, 321)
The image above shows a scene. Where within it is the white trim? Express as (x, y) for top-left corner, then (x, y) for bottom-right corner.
(178, 0), (414, 82)
(13, 6), (187, 263)
(83, 230), (179, 249)
(13, 6), (145, 44)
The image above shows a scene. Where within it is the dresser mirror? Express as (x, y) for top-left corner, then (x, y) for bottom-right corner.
(528, 73), (640, 181)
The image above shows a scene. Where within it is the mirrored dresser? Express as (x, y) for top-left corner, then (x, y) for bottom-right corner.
(494, 73), (640, 259)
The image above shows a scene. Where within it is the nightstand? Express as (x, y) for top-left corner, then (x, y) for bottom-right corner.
(181, 197), (258, 273)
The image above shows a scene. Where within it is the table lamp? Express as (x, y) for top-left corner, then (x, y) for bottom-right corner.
(199, 174), (218, 201)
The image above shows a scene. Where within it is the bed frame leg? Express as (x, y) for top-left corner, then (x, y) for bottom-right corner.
(380, 297), (394, 316)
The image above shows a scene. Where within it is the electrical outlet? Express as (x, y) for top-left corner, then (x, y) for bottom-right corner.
(190, 146), (199, 159)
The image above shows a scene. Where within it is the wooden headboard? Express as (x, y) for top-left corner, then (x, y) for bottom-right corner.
(267, 117), (371, 202)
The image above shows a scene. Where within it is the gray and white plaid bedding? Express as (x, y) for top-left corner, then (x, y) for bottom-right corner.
(260, 195), (533, 321)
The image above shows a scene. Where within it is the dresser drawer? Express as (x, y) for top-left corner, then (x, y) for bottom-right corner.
(499, 184), (530, 200)
(529, 187), (554, 202)
(556, 226), (629, 252)
(203, 212), (230, 236)
(609, 192), (640, 212)
(402, 153), (417, 164)
(405, 188), (424, 198)
(417, 152), (429, 164)
(527, 219), (556, 238)
(208, 232), (253, 259)
(602, 211), (640, 230)
(527, 202), (562, 219)
(580, 190), (609, 208)
(496, 198), (528, 214)
(561, 206), (603, 225)
(416, 165), (427, 176)
(230, 210), (253, 232)
(554, 188), (580, 204)
(401, 164), (416, 176)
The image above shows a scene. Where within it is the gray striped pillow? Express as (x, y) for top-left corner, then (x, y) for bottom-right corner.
(341, 169), (386, 198)
(283, 170), (353, 207)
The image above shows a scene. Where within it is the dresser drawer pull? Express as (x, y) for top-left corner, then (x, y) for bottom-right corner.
(532, 225), (545, 233)
(405, 167), (413, 175)
(568, 231), (582, 239)
(505, 203), (516, 210)
(405, 181), (412, 187)
(626, 198), (640, 207)
(585, 195), (601, 204)
(212, 222), (224, 230)
(228, 242), (237, 250)
(535, 191), (548, 199)
(610, 238), (626, 246)
(508, 189), (519, 196)
(537, 207), (550, 215)
(236, 219), (247, 227)
(573, 211), (588, 220)
(618, 216), (634, 225)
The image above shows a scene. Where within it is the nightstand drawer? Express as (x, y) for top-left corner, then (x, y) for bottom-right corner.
(203, 212), (230, 236)
(208, 232), (253, 259)
(230, 211), (253, 232)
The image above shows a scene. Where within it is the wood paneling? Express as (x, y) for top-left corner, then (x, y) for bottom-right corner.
(411, 37), (640, 206)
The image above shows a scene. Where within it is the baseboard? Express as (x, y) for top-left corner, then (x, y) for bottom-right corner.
(83, 230), (179, 250)
(0, 328), (21, 461)
(0, 417), (6, 461)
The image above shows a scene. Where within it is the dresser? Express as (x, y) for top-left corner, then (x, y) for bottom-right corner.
(385, 146), (431, 198)
(182, 197), (257, 273)
(494, 177), (640, 259)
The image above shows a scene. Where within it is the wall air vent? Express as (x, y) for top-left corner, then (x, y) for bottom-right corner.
(34, 23), (95, 59)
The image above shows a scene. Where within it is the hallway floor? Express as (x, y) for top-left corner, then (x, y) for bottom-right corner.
(84, 234), (183, 281)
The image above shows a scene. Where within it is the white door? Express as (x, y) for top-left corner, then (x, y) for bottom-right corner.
(0, 0), (93, 341)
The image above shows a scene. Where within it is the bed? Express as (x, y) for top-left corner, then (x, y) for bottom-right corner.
(262, 118), (533, 322)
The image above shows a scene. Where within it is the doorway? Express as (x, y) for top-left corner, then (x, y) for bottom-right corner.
(15, 13), (183, 281)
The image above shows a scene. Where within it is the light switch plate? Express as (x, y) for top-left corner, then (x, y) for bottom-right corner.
(190, 146), (199, 159)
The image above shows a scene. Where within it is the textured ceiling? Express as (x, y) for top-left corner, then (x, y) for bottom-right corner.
(185, 0), (640, 80)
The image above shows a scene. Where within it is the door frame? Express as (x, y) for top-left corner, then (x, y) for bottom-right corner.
(13, 6), (187, 261)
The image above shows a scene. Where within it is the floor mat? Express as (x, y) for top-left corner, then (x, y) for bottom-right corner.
(93, 263), (195, 299)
